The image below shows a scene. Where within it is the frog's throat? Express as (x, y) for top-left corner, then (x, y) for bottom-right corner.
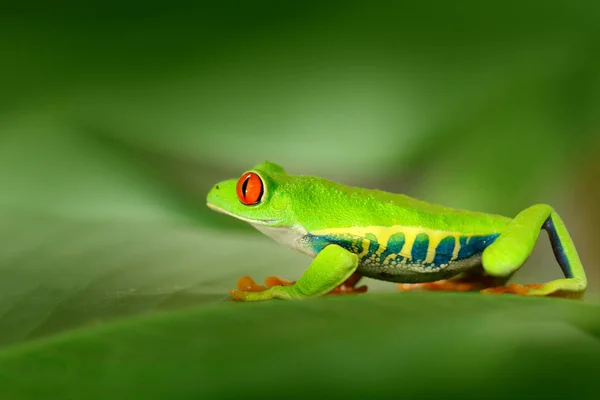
(251, 224), (314, 256)
(207, 202), (279, 226)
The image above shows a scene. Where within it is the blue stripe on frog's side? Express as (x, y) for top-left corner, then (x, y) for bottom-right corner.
(305, 231), (500, 269)
(411, 233), (429, 263)
(457, 234), (499, 260)
(378, 233), (406, 263)
(308, 233), (360, 255)
(433, 236), (456, 266)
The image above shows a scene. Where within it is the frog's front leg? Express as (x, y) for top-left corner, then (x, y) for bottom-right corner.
(237, 272), (367, 296)
(480, 204), (587, 298)
(231, 244), (359, 301)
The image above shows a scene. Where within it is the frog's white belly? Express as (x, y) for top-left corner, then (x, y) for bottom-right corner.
(251, 224), (314, 256)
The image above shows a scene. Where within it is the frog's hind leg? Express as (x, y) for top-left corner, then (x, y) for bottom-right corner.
(480, 204), (587, 299)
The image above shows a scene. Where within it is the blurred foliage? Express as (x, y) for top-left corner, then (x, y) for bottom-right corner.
(0, 0), (600, 397)
(1, 293), (600, 398)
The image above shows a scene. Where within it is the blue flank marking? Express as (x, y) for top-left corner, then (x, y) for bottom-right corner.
(457, 236), (469, 259)
(411, 233), (429, 263)
(432, 236), (456, 267)
(378, 232), (406, 263)
(308, 234), (351, 254)
(307, 235), (329, 253)
(307, 233), (365, 255)
(457, 234), (499, 260)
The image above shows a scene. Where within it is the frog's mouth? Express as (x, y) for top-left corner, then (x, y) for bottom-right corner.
(206, 202), (279, 226)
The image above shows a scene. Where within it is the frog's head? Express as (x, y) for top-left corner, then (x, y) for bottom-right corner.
(206, 161), (295, 227)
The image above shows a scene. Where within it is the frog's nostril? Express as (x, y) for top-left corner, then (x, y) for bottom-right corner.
(215, 185), (220, 190)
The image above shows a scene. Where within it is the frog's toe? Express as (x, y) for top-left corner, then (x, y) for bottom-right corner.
(230, 289), (248, 301)
(232, 276), (295, 301)
(264, 276), (295, 288)
(236, 276), (266, 292)
(397, 282), (432, 291)
(424, 280), (477, 292)
(399, 275), (506, 293)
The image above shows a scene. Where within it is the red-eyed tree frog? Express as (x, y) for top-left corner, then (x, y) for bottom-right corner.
(207, 161), (587, 301)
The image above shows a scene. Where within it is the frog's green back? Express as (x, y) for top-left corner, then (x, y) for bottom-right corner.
(281, 174), (510, 234)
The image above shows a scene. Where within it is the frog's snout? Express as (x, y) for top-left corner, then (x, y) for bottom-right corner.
(206, 178), (237, 209)
(207, 184), (219, 199)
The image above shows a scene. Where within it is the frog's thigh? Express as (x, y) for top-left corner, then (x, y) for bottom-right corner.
(481, 204), (586, 297)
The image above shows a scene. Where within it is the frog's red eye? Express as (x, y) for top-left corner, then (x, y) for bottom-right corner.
(236, 172), (264, 205)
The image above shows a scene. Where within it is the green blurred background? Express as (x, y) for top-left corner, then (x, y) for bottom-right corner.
(0, 0), (599, 346)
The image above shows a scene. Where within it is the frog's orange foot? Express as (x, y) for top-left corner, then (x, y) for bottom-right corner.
(398, 275), (506, 293)
(397, 280), (478, 292)
(236, 276), (267, 292)
(327, 273), (368, 295)
(230, 276), (260, 301)
(481, 283), (543, 296)
(235, 275), (295, 292)
(264, 276), (295, 288)
(230, 289), (247, 301)
(397, 282), (427, 291)
(230, 275), (295, 301)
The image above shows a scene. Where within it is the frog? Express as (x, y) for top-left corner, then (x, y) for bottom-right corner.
(206, 161), (587, 301)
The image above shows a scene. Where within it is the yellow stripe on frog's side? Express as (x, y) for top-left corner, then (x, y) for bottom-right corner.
(400, 230), (417, 260)
(452, 236), (461, 261)
(358, 238), (371, 258)
(383, 253), (398, 265)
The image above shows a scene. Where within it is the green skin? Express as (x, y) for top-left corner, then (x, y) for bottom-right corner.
(206, 161), (587, 301)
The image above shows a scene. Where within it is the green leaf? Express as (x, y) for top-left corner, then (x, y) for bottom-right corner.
(0, 209), (313, 347)
(0, 293), (598, 399)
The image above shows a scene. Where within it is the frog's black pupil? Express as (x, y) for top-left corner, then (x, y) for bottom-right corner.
(241, 176), (250, 197)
